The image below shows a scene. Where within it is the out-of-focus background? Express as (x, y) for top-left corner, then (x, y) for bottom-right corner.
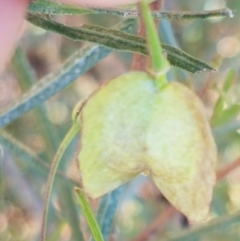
(1, 0), (240, 241)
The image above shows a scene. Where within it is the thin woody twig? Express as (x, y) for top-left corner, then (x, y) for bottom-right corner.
(131, 11), (148, 71)
(217, 157), (240, 181)
(198, 72), (214, 99)
(132, 206), (176, 241)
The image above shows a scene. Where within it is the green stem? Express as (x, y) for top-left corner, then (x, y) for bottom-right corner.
(140, 0), (169, 86)
(75, 188), (105, 241)
(40, 122), (80, 241)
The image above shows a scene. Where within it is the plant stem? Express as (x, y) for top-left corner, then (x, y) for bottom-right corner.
(40, 122), (80, 241)
(140, 0), (169, 86)
(131, 0), (164, 71)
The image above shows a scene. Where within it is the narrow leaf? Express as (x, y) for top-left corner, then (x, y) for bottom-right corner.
(60, 182), (84, 241)
(100, 187), (124, 241)
(211, 70), (236, 126)
(223, 70), (236, 93)
(28, 0), (93, 15)
(96, 194), (109, 226)
(75, 188), (105, 241)
(0, 45), (110, 128)
(214, 121), (240, 134)
(41, 123), (80, 241)
(0, 130), (78, 185)
(28, 1), (234, 20)
(27, 13), (215, 73)
(0, 19), (135, 128)
(211, 104), (240, 127)
(163, 44), (215, 73)
(12, 47), (60, 156)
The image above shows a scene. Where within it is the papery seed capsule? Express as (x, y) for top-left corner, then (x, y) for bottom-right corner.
(146, 82), (217, 222)
(78, 71), (217, 222)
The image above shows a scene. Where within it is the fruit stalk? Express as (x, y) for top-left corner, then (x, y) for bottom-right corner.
(140, 0), (169, 86)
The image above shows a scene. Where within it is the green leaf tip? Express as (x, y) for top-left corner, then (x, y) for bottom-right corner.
(75, 188), (105, 241)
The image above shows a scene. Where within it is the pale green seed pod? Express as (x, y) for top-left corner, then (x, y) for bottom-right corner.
(78, 71), (217, 222)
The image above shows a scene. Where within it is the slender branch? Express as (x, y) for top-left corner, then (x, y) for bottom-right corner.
(198, 72), (214, 99)
(132, 206), (177, 241)
(217, 157), (240, 181)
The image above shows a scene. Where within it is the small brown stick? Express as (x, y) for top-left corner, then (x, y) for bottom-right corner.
(217, 157), (240, 181)
(198, 72), (214, 99)
(132, 205), (176, 241)
(131, 16), (148, 71)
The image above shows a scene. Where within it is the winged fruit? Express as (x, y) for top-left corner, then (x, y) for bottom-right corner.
(78, 71), (217, 222)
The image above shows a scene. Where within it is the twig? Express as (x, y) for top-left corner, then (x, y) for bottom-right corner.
(198, 72), (214, 99)
(217, 157), (240, 181)
(132, 205), (176, 241)
(131, 9), (148, 71)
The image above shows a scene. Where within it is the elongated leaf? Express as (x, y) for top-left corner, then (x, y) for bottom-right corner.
(12, 47), (60, 156)
(162, 44), (215, 73)
(96, 194), (109, 226)
(100, 186), (124, 241)
(28, 0), (234, 20)
(211, 104), (240, 127)
(0, 130), (51, 178)
(28, 0), (93, 15)
(223, 70), (236, 93)
(27, 13), (215, 73)
(60, 182), (84, 241)
(213, 121), (240, 137)
(41, 123), (80, 241)
(164, 211), (240, 241)
(211, 70), (236, 127)
(0, 130), (77, 184)
(0, 19), (135, 128)
(75, 188), (104, 241)
(0, 45), (110, 128)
